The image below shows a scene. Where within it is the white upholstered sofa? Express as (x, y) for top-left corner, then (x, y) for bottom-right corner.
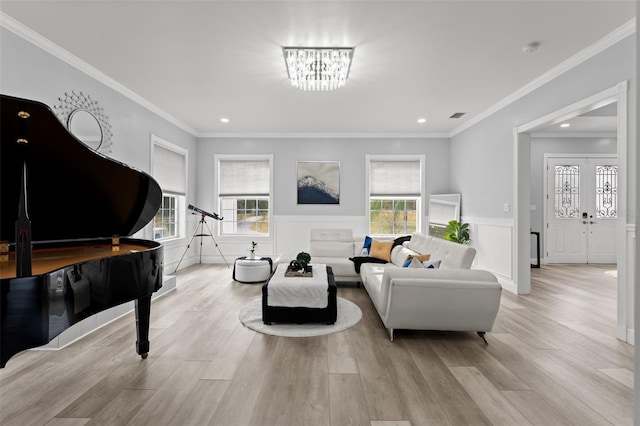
(308, 229), (361, 282)
(308, 229), (502, 342)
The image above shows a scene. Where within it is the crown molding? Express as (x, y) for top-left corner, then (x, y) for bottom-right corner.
(530, 132), (617, 138)
(0, 11), (198, 137)
(2, 11), (634, 141)
(449, 18), (636, 138)
(196, 132), (450, 139)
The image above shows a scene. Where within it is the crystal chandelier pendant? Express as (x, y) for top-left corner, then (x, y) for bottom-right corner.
(283, 47), (354, 91)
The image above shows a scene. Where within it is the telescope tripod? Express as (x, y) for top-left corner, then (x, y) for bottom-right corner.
(174, 214), (230, 272)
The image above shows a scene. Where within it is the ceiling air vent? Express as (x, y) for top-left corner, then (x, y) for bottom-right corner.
(449, 112), (466, 119)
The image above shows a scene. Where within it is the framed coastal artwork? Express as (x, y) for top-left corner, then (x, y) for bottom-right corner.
(297, 161), (340, 204)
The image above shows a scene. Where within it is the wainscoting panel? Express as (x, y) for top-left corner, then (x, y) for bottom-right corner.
(40, 275), (176, 350)
(174, 214), (518, 294)
(162, 236), (197, 273)
(273, 215), (369, 258)
(169, 216), (276, 269)
(466, 217), (515, 293)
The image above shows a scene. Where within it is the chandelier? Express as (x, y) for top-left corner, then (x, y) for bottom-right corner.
(283, 47), (354, 91)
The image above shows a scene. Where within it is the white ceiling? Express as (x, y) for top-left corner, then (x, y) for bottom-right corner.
(0, 1), (635, 137)
(530, 102), (618, 137)
(530, 116), (618, 137)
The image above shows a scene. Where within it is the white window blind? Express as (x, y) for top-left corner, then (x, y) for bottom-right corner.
(219, 160), (270, 196)
(152, 144), (186, 195)
(369, 160), (421, 196)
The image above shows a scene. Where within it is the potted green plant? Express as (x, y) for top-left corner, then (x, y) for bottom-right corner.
(296, 251), (311, 263)
(296, 251), (311, 272)
(444, 220), (470, 245)
(248, 241), (257, 258)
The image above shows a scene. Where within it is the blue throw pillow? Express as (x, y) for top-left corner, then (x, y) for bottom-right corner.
(361, 236), (373, 255)
(422, 259), (442, 269)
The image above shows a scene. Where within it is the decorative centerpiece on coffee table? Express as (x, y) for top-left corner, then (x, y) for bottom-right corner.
(285, 251), (313, 277)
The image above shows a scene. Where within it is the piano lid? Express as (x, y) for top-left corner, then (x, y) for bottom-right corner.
(0, 94), (162, 244)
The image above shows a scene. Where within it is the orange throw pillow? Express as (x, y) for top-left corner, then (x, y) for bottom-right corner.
(370, 240), (394, 261)
(406, 253), (431, 263)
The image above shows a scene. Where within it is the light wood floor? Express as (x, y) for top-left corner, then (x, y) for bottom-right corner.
(0, 263), (633, 425)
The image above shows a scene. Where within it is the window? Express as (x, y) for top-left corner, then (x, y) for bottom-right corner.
(217, 156), (272, 235)
(151, 136), (187, 240)
(595, 165), (617, 218)
(554, 165), (580, 219)
(154, 194), (177, 239)
(370, 199), (417, 235)
(367, 156), (423, 235)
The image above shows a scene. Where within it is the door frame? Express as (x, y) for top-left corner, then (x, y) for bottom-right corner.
(513, 81), (631, 342)
(543, 154), (618, 264)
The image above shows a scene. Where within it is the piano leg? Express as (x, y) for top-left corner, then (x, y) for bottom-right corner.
(134, 295), (152, 359)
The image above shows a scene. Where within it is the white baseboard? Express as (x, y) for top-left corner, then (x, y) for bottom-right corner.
(496, 276), (517, 294)
(618, 324), (635, 345)
(530, 257), (545, 266)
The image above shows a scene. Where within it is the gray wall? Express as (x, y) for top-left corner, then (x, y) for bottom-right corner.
(451, 35), (636, 221)
(196, 137), (450, 218)
(529, 136), (617, 253)
(0, 28), (198, 244)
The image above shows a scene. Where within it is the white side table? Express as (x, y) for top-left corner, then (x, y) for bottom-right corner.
(233, 257), (273, 283)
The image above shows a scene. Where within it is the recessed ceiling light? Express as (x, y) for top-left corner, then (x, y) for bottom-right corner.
(220, 118), (230, 123)
(417, 118), (427, 123)
(560, 123), (570, 128)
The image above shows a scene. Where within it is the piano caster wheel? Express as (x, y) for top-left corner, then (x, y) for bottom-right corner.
(141, 353), (148, 360)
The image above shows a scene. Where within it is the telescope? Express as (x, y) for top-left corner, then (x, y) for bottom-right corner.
(175, 204), (228, 271)
(187, 204), (223, 221)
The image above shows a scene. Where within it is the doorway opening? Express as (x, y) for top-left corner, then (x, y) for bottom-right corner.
(513, 81), (630, 343)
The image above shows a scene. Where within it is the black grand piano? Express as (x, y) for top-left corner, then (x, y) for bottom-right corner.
(0, 94), (163, 368)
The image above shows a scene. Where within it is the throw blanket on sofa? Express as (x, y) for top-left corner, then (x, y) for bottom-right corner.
(392, 235), (411, 250)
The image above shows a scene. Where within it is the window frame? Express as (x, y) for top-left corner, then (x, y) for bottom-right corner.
(215, 154), (273, 238)
(150, 135), (188, 242)
(366, 154), (424, 236)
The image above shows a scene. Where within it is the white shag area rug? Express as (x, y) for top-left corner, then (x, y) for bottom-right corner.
(604, 270), (618, 279)
(239, 297), (362, 337)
